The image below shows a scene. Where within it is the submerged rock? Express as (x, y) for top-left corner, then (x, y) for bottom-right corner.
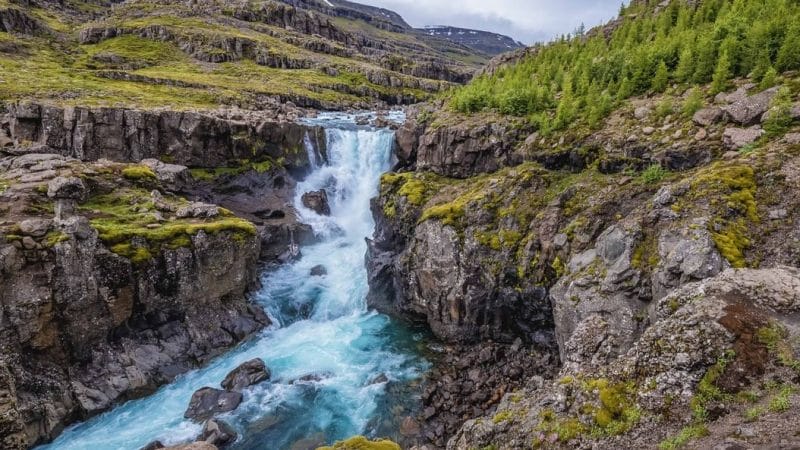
(221, 359), (270, 392)
(184, 388), (242, 422)
(310, 265), (328, 276)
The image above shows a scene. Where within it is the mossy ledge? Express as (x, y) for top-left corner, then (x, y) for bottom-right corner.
(80, 188), (256, 264)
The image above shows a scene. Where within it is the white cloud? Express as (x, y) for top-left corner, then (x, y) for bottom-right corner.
(355, 0), (622, 44)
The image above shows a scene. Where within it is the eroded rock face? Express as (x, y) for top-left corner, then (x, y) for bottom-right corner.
(412, 114), (531, 178)
(6, 103), (324, 170)
(450, 267), (800, 450)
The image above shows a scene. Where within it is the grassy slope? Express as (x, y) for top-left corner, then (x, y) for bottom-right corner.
(0, 0), (478, 109)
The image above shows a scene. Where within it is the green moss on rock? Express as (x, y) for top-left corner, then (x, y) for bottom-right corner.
(316, 436), (401, 450)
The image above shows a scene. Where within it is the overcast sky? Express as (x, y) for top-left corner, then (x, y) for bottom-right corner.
(356, 0), (623, 44)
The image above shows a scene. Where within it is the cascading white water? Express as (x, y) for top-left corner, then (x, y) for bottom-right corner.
(39, 113), (427, 450)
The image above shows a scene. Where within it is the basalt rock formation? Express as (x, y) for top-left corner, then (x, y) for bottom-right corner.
(0, 153), (268, 447)
(369, 77), (800, 448)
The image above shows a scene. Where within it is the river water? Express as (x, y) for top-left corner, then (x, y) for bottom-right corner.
(40, 113), (428, 450)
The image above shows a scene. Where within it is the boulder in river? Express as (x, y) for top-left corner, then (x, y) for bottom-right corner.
(301, 190), (331, 215)
(310, 265), (328, 276)
(221, 359), (271, 392)
(184, 388), (242, 422)
(201, 419), (237, 447)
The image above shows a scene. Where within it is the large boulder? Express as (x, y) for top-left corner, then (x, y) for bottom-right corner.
(183, 388), (242, 422)
(723, 127), (764, 150)
(692, 107), (724, 127)
(141, 159), (191, 192)
(301, 190), (331, 216)
(221, 359), (270, 392)
(723, 87), (778, 126)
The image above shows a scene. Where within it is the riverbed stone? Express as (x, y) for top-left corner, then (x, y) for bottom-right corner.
(221, 359), (270, 392)
(184, 388), (242, 422)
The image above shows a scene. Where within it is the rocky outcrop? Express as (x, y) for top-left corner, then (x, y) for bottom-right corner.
(450, 267), (800, 449)
(0, 154), (268, 447)
(398, 111), (532, 178)
(0, 7), (44, 35)
(5, 103), (324, 170)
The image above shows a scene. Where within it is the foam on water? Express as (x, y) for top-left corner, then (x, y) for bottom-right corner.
(39, 113), (426, 450)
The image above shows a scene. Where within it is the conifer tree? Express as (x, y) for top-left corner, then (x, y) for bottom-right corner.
(776, 24), (800, 71)
(711, 50), (732, 94)
(652, 60), (670, 93)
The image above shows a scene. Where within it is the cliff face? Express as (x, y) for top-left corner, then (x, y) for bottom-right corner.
(0, 153), (268, 448)
(6, 102), (322, 170)
(368, 79), (800, 447)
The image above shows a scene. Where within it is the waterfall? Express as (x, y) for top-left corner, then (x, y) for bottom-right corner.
(40, 113), (426, 450)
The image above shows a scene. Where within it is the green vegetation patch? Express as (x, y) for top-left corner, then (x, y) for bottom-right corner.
(687, 163), (759, 268)
(80, 188), (255, 264)
(121, 165), (157, 181)
(190, 159), (276, 182)
(316, 435), (401, 450)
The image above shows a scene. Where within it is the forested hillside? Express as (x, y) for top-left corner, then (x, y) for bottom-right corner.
(451, 0), (800, 133)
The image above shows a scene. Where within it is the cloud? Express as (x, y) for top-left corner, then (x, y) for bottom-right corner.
(355, 0), (622, 44)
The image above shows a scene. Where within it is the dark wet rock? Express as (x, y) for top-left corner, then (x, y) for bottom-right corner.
(221, 359), (270, 392)
(301, 190), (331, 216)
(184, 388), (243, 422)
(141, 441), (165, 450)
(310, 265), (328, 276)
(291, 372), (333, 384)
(201, 419), (237, 447)
(368, 373), (389, 385)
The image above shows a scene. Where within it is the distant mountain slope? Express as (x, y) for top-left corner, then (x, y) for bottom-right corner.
(418, 26), (525, 56)
(0, 0), (495, 110)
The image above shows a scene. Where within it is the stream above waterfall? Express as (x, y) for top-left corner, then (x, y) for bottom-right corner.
(39, 112), (429, 450)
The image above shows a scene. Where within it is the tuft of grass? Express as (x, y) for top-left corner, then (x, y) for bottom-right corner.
(744, 406), (764, 421)
(769, 386), (794, 412)
(658, 424), (709, 450)
(640, 164), (669, 184)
